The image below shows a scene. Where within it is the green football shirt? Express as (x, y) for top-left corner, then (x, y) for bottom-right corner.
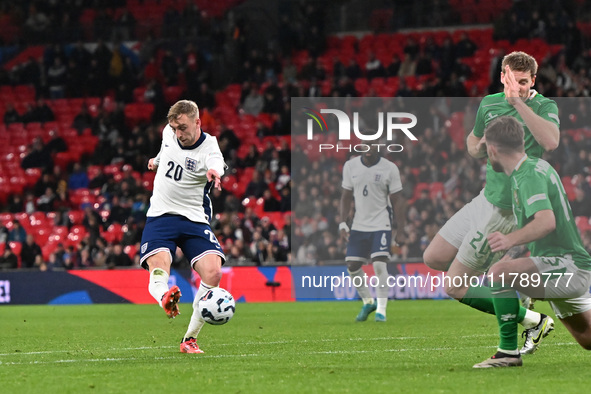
(473, 91), (560, 209)
(510, 156), (591, 270)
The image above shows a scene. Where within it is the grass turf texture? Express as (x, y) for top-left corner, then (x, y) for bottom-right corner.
(0, 300), (589, 393)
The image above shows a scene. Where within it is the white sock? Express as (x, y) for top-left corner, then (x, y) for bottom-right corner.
(373, 261), (389, 316)
(148, 268), (169, 307)
(348, 268), (374, 305)
(497, 348), (520, 356)
(520, 309), (541, 329)
(183, 281), (215, 341)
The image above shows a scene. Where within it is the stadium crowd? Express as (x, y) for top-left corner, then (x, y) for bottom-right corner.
(2, 0), (591, 270)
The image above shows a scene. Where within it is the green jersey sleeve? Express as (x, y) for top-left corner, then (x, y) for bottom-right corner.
(518, 173), (553, 220)
(537, 98), (560, 127)
(472, 100), (487, 138)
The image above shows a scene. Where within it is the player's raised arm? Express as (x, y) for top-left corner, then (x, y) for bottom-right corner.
(466, 131), (487, 159)
(503, 65), (559, 151)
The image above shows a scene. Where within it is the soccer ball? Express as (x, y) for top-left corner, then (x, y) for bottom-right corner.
(199, 287), (235, 325)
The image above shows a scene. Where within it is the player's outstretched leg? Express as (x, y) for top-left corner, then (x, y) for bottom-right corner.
(520, 314), (555, 355)
(162, 285), (181, 318)
(148, 267), (181, 318)
(179, 281), (214, 353)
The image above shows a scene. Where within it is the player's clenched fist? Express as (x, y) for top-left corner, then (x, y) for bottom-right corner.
(148, 158), (158, 171)
(487, 231), (513, 253)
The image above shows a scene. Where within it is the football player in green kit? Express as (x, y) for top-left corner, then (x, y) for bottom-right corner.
(424, 51), (560, 354)
(473, 116), (591, 368)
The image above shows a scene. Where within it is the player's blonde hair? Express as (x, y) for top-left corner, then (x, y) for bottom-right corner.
(167, 100), (200, 122)
(484, 116), (525, 153)
(501, 51), (538, 78)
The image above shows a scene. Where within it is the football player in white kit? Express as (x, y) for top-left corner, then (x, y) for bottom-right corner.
(140, 100), (226, 354)
(339, 144), (406, 322)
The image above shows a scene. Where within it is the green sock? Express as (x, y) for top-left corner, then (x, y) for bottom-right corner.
(460, 285), (495, 314)
(460, 285), (528, 324)
(491, 283), (519, 351)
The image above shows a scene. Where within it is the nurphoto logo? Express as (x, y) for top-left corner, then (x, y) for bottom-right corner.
(303, 107), (418, 153)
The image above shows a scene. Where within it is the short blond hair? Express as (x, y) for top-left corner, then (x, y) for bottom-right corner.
(167, 100), (199, 123)
(502, 51), (538, 78)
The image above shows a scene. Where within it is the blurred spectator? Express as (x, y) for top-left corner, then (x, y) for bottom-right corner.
(3, 103), (21, 124)
(24, 4), (51, 43)
(106, 243), (133, 268)
(63, 245), (80, 270)
(68, 163), (90, 190)
(571, 188), (591, 217)
(345, 59), (362, 80)
(250, 231), (269, 265)
(113, 9), (136, 41)
(45, 129), (68, 155)
(72, 105), (93, 133)
(241, 88), (264, 116)
(262, 189), (281, 212)
(21, 137), (53, 171)
(365, 52), (385, 79)
(36, 187), (56, 212)
(161, 50), (179, 86)
(455, 32), (477, 58)
(194, 82), (215, 110)
(386, 54), (401, 77)
(398, 54), (416, 77)
(47, 57), (67, 98)
(0, 245), (18, 270)
(8, 220), (27, 242)
(31, 98), (55, 123)
(243, 171), (267, 199)
(20, 234), (43, 269)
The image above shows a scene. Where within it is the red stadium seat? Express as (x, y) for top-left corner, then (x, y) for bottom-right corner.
(124, 244), (138, 260)
(68, 210), (86, 225)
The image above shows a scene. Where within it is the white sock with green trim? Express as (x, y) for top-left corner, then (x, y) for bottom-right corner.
(148, 268), (169, 307)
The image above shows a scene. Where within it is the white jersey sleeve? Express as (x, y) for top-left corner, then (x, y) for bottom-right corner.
(343, 156), (403, 232)
(146, 125), (224, 223)
(342, 161), (353, 190)
(388, 163), (403, 194)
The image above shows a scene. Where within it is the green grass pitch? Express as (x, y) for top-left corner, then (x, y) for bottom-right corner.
(1, 300), (589, 393)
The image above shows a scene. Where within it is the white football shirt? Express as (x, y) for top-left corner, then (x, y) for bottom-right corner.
(342, 156), (402, 232)
(147, 125), (225, 224)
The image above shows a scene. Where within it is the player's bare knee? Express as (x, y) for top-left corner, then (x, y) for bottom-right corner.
(193, 255), (223, 285)
(146, 254), (170, 273)
(423, 248), (448, 271)
(444, 281), (468, 300)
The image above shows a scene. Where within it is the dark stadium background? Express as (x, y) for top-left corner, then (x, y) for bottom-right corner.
(1, 0), (591, 274)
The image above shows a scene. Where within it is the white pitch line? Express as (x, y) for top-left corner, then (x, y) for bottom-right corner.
(0, 342), (580, 366)
(0, 334), (498, 357)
